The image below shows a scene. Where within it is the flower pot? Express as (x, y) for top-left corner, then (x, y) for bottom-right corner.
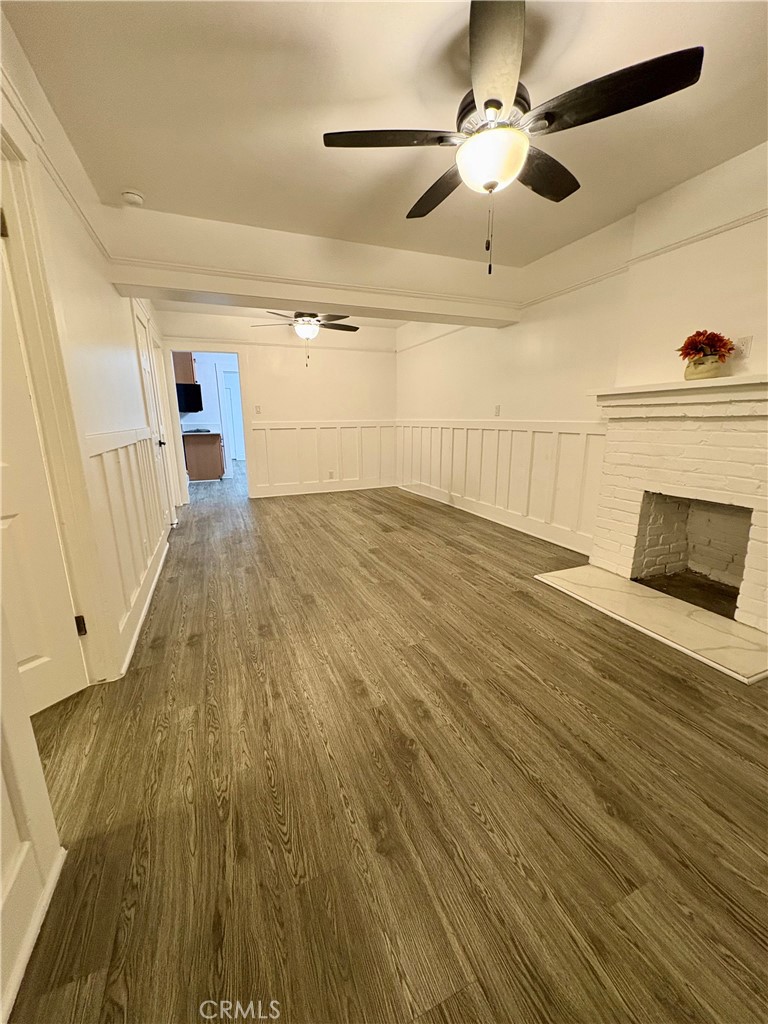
(684, 354), (725, 380)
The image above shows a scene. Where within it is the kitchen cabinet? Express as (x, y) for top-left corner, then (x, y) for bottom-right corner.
(183, 433), (225, 481)
(173, 351), (196, 384)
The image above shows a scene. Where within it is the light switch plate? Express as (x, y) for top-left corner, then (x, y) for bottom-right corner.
(254, 405), (261, 414)
(494, 404), (501, 417)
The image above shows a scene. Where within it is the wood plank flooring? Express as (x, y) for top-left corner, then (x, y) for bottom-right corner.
(11, 466), (768, 1024)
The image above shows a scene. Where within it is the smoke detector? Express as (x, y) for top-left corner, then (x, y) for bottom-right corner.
(121, 189), (145, 208)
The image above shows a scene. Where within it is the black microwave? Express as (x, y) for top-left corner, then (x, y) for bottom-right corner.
(176, 382), (203, 413)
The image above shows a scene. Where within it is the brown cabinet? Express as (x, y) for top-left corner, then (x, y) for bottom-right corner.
(173, 351), (196, 384)
(183, 433), (225, 481)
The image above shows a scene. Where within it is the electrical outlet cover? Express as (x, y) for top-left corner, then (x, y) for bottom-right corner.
(735, 336), (753, 358)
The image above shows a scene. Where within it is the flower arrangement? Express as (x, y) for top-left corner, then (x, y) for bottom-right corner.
(677, 330), (735, 364)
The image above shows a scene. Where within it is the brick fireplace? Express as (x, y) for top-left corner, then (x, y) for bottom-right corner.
(590, 376), (767, 633)
(537, 376), (767, 683)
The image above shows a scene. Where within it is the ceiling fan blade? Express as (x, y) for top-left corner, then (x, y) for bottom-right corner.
(265, 311), (295, 319)
(317, 314), (349, 322)
(406, 165), (462, 219)
(522, 46), (704, 136)
(250, 324), (283, 328)
(517, 147), (580, 202)
(294, 311), (318, 319)
(469, 0), (525, 122)
(324, 130), (463, 148)
(319, 322), (359, 332)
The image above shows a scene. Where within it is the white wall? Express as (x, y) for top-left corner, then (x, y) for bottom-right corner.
(397, 275), (625, 422)
(395, 144), (767, 553)
(158, 311), (398, 496)
(395, 280), (620, 552)
(1, 22), (172, 682)
(36, 173), (147, 436)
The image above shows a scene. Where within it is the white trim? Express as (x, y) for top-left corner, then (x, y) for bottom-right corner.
(400, 417), (605, 430)
(396, 326), (468, 353)
(626, 208), (768, 267)
(0, 68), (45, 148)
(163, 334), (396, 355)
(251, 480), (397, 499)
(84, 427), (152, 457)
(518, 266), (630, 310)
(253, 419), (396, 428)
(1, 846), (66, 1024)
(111, 537), (169, 681)
(594, 375), (768, 402)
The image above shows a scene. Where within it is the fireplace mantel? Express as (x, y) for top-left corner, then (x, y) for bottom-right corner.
(593, 375), (768, 411)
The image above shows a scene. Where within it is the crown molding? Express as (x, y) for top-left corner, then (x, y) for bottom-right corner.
(37, 148), (112, 261)
(1, 67), (45, 147)
(161, 333), (396, 355)
(626, 208), (768, 268)
(518, 265), (629, 311)
(519, 207), (768, 310)
(396, 326), (468, 352)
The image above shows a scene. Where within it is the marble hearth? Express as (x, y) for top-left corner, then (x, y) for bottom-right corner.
(538, 376), (768, 683)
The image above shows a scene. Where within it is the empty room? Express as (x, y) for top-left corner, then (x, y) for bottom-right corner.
(1, 2), (767, 1023)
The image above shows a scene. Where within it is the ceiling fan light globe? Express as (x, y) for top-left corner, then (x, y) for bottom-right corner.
(456, 126), (530, 194)
(294, 321), (320, 341)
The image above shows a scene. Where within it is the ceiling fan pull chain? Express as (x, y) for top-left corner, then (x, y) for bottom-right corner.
(486, 192), (495, 275)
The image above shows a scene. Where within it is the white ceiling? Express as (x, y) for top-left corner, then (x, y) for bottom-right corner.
(6, 1), (767, 266)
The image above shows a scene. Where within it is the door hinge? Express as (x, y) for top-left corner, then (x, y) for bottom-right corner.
(74, 614), (87, 637)
(1, 208), (8, 239)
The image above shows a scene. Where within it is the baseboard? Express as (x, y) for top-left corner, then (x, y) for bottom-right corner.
(2, 846), (66, 1024)
(250, 479), (398, 499)
(399, 483), (594, 556)
(108, 536), (169, 681)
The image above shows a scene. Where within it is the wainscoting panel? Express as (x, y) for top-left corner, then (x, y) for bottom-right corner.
(84, 428), (170, 676)
(250, 422), (398, 496)
(396, 420), (606, 554)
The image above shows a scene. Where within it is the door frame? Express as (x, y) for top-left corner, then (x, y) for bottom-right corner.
(1, 133), (111, 682)
(167, 343), (249, 490)
(1, 617), (66, 1022)
(131, 299), (179, 527)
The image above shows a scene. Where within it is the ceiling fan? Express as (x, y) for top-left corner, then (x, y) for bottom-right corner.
(323, 1), (704, 219)
(251, 311), (360, 340)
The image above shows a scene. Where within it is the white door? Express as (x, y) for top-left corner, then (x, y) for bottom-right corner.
(149, 325), (181, 519)
(1, 618), (65, 1021)
(133, 307), (174, 527)
(1, 247), (88, 715)
(221, 369), (246, 460)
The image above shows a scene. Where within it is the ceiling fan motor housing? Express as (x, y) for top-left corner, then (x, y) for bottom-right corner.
(456, 83), (531, 134)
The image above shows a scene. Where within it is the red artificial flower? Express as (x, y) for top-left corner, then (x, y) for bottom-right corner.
(677, 330), (735, 363)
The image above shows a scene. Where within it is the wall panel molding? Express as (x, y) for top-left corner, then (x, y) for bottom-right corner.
(84, 432), (169, 677)
(249, 420), (397, 497)
(396, 419), (606, 555)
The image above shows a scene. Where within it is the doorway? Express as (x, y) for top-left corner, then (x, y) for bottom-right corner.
(172, 351), (246, 483)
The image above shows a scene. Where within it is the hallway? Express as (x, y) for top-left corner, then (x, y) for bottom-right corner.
(12, 473), (767, 1024)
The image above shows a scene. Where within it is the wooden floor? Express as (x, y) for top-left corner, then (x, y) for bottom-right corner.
(12, 467), (768, 1024)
